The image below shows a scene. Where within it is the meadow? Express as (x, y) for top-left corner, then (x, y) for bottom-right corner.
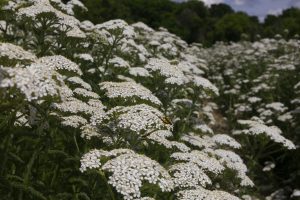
(0, 1), (299, 199)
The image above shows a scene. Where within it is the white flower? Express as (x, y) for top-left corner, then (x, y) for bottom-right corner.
(80, 149), (174, 200)
(262, 161), (275, 172)
(37, 55), (82, 75)
(176, 187), (240, 200)
(109, 56), (130, 69)
(96, 104), (171, 135)
(212, 149), (254, 187)
(144, 58), (187, 86)
(73, 88), (99, 99)
(190, 76), (219, 95)
(169, 162), (211, 188)
(17, 0), (86, 38)
(0, 43), (36, 62)
(95, 19), (136, 38)
(193, 124), (214, 135)
(61, 115), (87, 128)
(291, 189), (300, 198)
(52, 97), (105, 117)
(99, 81), (161, 106)
(171, 151), (224, 174)
(265, 102), (287, 113)
(178, 61), (205, 76)
(129, 67), (151, 77)
(148, 130), (190, 152)
(238, 119), (296, 149)
(103, 153), (174, 199)
(211, 134), (241, 149)
(181, 133), (215, 149)
(80, 148), (134, 172)
(131, 22), (154, 33)
(74, 53), (94, 62)
(1, 63), (61, 101)
(67, 76), (92, 91)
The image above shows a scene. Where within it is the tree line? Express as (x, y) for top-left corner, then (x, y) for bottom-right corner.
(72, 0), (300, 46)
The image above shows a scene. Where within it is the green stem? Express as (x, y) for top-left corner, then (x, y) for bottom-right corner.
(73, 134), (80, 153)
(99, 171), (116, 200)
(0, 134), (11, 176)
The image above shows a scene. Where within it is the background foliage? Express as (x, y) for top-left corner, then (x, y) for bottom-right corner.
(72, 0), (300, 46)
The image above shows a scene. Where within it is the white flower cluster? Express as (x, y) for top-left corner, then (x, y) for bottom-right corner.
(17, 0), (86, 38)
(61, 115), (87, 128)
(99, 81), (162, 106)
(237, 119), (296, 149)
(212, 149), (254, 187)
(211, 134), (241, 149)
(144, 58), (187, 86)
(73, 88), (99, 99)
(95, 19), (136, 39)
(190, 76), (219, 96)
(74, 53), (94, 62)
(128, 67), (151, 77)
(95, 104), (171, 135)
(53, 0), (87, 16)
(147, 130), (190, 152)
(178, 61), (205, 76)
(109, 56), (130, 69)
(181, 133), (215, 149)
(176, 187), (240, 200)
(171, 151), (224, 174)
(79, 148), (134, 172)
(193, 124), (214, 135)
(67, 76), (92, 91)
(1, 63), (61, 101)
(37, 55), (82, 75)
(179, 131), (252, 187)
(80, 149), (174, 200)
(169, 162), (211, 188)
(0, 43), (36, 62)
(102, 153), (174, 200)
(181, 133), (241, 149)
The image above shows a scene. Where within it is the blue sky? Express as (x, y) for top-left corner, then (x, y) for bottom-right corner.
(175, 0), (300, 21)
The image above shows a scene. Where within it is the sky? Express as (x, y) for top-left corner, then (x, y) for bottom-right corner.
(176, 0), (300, 21)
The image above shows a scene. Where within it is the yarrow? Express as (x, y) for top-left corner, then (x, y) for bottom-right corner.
(99, 81), (162, 106)
(237, 119), (296, 149)
(80, 149), (174, 200)
(95, 104), (172, 136)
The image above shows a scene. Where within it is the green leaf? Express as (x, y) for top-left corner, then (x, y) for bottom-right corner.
(10, 181), (47, 200)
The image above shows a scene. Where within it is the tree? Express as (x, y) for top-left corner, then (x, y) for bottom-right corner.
(209, 3), (234, 18)
(214, 12), (259, 42)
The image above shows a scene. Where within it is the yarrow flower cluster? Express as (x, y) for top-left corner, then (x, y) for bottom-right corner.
(0, 43), (36, 63)
(1, 0), (298, 199)
(99, 81), (162, 106)
(80, 149), (174, 200)
(0, 63), (62, 101)
(37, 55), (82, 75)
(95, 104), (171, 136)
(17, 0), (86, 38)
(144, 58), (187, 86)
(176, 187), (240, 200)
(237, 119), (296, 150)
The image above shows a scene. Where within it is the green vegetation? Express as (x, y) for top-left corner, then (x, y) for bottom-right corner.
(75, 0), (300, 45)
(1, 0), (300, 199)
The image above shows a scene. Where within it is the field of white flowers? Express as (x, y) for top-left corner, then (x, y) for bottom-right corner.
(0, 0), (299, 200)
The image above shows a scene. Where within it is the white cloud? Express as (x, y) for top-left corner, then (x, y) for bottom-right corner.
(199, 0), (224, 6)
